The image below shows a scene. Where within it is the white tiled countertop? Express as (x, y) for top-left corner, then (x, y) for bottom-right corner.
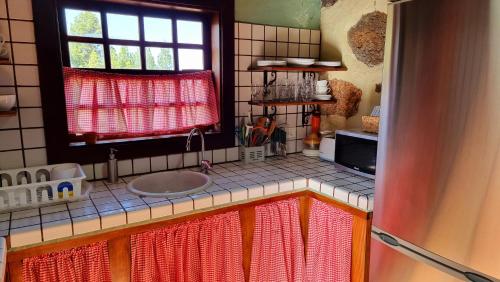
(0, 154), (374, 248)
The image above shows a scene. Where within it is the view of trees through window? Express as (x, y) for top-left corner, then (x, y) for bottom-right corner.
(64, 9), (194, 71)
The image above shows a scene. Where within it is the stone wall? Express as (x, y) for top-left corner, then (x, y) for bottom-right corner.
(319, 0), (388, 130)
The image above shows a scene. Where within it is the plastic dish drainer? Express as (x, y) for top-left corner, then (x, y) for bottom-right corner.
(0, 163), (92, 211)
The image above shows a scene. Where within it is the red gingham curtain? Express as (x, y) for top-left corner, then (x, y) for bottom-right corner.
(249, 198), (306, 282)
(131, 211), (244, 282)
(63, 67), (219, 136)
(306, 199), (353, 282)
(22, 241), (112, 282)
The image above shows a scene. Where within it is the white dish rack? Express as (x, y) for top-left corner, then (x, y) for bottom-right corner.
(0, 163), (92, 211)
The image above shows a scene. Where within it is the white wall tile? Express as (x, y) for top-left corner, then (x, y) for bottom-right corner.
(264, 25), (276, 41)
(7, 0), (33, 20)
(24, 147), (46, 166)
(150, 155), (167, 172)
(0, 20), (10, 41)
(238, 39), (251, 55)
(251, 24), (264, 40)
(310, 44), (320, 59)
(0, 150), (23, 169)
(226, 147), (239, 162)
(300, 29), (311, 43)
(167, 153), (182, 169)
(17, 87), (40, 107)
(133, 157), (150, 174)
(12, 43), (37, 64)
(299, 44), (310, 58)
(94, 162), (107, 179)
(289, 28), (300, 43)
(251, 40), (264, 56)
(238, 72), (251, 86)
(238, 23), (251, 39)
(19, 108), (43, 127)
(117, 159), (133, 176)
(183, 152), (198, 167)
(238, 55), (251, 71)
(9, 20), (35, 42)
(0, 0), (7, 18)
(277, 27), (288, 42)
(81, 164), (94, 180)
(14, 65), (39, 85)
(0, 114), (19, 129)
(0, 65), (14, 85)
(212, 149), (225, 164)
(311, 30), (321, 44)
(277, 42), (287, 57)
(238, 86), (251, 101)
(21, 128), (45, 148)
(288, 43), (299, 57)
(0, 130), (21, 150)
(10, 225), (41, 247)
(264, 42), (276, 56)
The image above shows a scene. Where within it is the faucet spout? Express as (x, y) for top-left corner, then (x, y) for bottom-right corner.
(185, 128), (210, 174)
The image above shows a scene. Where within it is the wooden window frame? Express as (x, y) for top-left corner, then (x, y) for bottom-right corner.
(32, 0), (235, 164)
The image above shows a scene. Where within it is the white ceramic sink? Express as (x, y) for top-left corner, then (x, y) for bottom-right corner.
(127, 171), (212, 197)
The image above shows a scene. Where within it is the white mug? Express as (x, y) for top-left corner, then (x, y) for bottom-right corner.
(316, 80), (329, 87)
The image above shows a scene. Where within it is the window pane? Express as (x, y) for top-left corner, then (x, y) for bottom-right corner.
(65, 9), (102, 38)
(68, 42), (105, 68)
(146, 47), (174, 70)
(177, 20), (203, 44)
(144, 17), (172, 43)
(110, 45), (142, 69)
(178, 49), (204, 70)
(107, 13), (139, 40)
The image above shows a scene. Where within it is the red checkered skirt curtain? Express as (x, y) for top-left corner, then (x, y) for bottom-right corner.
(63, 68), (219, 136)
(131, 211), (245, 282)
(306, 199), (353, 282)
(249, 198), (306, 282)
(22, 241), (112, 282)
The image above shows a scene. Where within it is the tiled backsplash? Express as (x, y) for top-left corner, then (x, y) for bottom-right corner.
(0, 0), (321, 179)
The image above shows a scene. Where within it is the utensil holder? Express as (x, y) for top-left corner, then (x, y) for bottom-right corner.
(239, 146), (265, 164)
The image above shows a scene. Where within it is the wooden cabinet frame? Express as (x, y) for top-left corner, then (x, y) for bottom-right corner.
(6, 190), (372, 282)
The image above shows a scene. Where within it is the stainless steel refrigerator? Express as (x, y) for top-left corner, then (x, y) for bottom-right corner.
(370, 0), (500, 281)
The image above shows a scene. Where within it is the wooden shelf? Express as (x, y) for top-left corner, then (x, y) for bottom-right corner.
(249, 66), (347, 72)
(0, 110), (17, 116)
(249, 100), (336, 106)
(0, 58), (11, 65)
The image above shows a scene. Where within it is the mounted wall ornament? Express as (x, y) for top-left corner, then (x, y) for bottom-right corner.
(321, 0), (339, 8)
(323, 79), (362, 118)
(347, 11), (387, 67)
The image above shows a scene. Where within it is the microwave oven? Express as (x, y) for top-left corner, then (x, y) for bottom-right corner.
(334, 129), (378, 179)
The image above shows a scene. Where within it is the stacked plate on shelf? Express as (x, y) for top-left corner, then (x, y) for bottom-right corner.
(256, 60), (287, 67)
(255, 59), (343, 68)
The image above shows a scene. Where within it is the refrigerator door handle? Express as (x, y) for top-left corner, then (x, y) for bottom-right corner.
(372, 227), (497, 282)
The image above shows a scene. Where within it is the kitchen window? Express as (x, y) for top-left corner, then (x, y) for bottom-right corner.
(60, 6), (211, 72)
(33, 0), (235, 163)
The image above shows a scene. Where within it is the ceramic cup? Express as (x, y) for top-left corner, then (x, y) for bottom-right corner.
(316, 86), (331, 95)
(316, 80), (329, 87)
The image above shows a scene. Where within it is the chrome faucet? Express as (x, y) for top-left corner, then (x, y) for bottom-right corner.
(186, 128), (212, 174)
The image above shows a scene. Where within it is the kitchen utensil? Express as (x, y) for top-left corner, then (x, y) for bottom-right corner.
(286, 58), (315, 66)
(313, 61), (342, 67)
(0, 94), (16, 111)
